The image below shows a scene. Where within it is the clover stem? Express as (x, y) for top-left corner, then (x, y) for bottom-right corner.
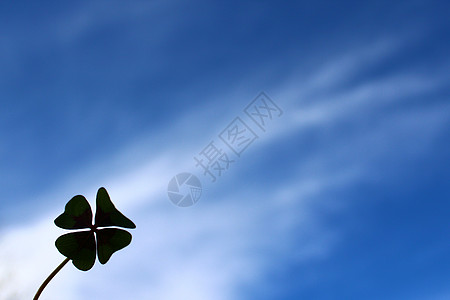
(33, 257), (70, 300)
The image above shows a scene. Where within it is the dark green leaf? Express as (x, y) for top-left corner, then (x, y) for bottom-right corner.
(54, 195), (93, 229)
(96, 228), (132, 264)
(55, 231), (96, 271)
(94, 187), (136, 229)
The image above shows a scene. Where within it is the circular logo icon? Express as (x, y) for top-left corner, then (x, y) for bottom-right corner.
(167, 173), (202, 207)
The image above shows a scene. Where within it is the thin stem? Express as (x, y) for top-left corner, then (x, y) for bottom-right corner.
(33, 257), (70, 300)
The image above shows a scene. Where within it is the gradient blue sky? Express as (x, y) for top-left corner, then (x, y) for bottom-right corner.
(0, 1), (449, 299)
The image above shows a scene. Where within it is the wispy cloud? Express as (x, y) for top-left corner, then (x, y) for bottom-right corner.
(1, 2), (449, 296)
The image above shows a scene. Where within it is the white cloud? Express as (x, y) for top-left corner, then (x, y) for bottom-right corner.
(1, 33), (449, 300)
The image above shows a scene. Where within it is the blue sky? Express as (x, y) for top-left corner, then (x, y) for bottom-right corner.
(0, 1), (449, 299)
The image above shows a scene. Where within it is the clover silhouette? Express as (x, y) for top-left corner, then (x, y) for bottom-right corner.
(34, 187), (136, 300)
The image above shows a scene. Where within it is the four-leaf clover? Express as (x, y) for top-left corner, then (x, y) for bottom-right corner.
(54, 187), (136, 271)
